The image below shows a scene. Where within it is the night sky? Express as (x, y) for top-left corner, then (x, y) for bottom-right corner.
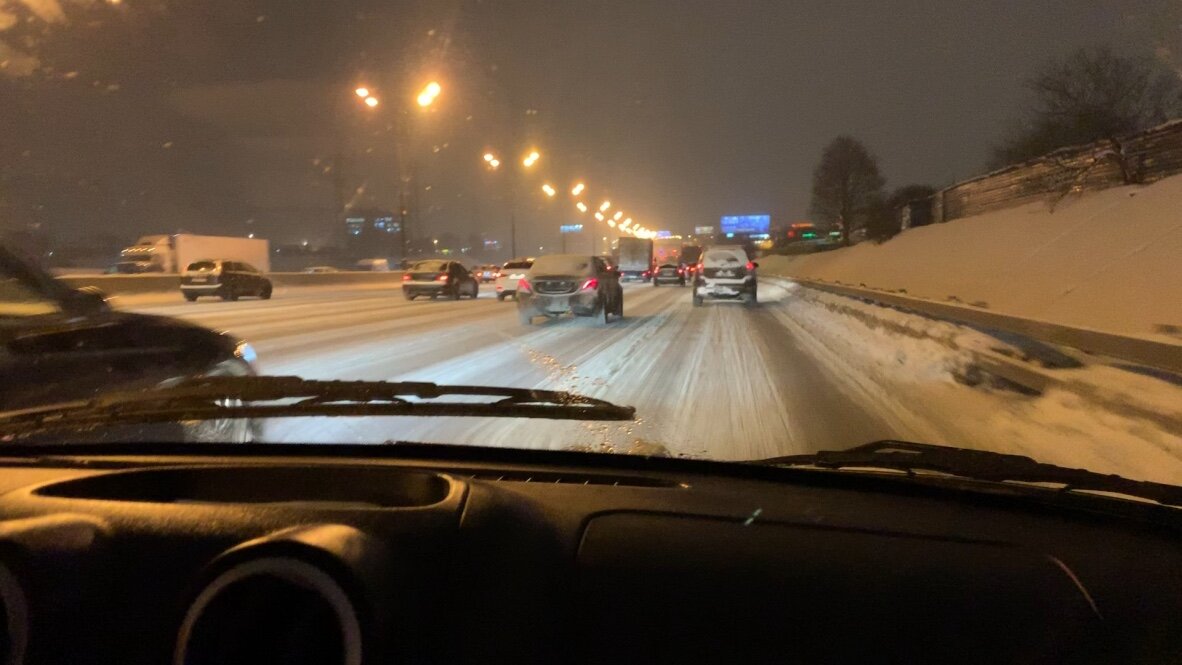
(1, 0), (1178, 252)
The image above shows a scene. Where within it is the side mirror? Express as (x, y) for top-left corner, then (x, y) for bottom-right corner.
(64, 286), (110, 316)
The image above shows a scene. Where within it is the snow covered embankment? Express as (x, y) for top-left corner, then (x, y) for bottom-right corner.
(761, 174), (1182, 342)
(773, 283), (1182, 486)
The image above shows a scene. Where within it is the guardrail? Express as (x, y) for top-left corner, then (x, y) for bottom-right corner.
(784, 277), (1182, 376)
(56, 271), (408, 295)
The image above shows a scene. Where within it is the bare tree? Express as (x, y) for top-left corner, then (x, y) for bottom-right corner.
(990, 46), (1182, 169)
(809, 136), (885, 246)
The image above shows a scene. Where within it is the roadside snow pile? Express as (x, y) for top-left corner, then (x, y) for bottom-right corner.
(761, 174), (1182, 340)
(774, 288), (1182, 486)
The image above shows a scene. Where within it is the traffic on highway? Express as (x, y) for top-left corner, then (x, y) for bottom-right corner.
(1, 1), (1181, 662)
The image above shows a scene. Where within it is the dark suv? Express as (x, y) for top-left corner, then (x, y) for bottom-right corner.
(181, 260), (272, 302)
(0, 246), (257, 440)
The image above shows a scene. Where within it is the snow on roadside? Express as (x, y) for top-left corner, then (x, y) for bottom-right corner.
(760, 173), (1182, 340)
(772, 285), (1182, 486)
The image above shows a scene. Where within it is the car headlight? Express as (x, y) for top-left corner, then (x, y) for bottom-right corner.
(234, 341), (259, 371)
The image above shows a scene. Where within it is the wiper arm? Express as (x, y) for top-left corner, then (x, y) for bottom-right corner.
(0, 375), (636, 437)
(757, 440), (1182, 508)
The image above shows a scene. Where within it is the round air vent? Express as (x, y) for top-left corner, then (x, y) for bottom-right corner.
(174, 557), (361, 665)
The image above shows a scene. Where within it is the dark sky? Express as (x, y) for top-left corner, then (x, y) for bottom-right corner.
(1, 0), (1178, 252)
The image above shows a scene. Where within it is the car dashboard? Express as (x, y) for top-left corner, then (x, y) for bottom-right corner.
(0, 443), (1177, 664)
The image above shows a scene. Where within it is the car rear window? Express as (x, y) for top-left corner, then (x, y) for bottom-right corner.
(704, 250), (745, 266)
(503, 261), (533, 270)
(186, 261), (217, 272)
(411, 260), (447, 272)
(530, 255), (592, 275)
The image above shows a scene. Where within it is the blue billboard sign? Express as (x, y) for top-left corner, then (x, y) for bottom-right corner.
(559, 224), (584, 233)
(656, 230), (672, 238)
(720, 214), (770, 235)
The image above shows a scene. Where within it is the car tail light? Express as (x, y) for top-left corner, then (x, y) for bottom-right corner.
(746, 261), (755, 271)
(401, 274), (411, 281)
(436, 274), (449, 282)
(517, 278), (532, 293)
(677, 267), (685, 274)
(579, 278), (598, 291)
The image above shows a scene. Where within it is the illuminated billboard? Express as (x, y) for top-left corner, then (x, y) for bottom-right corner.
(720, 214), (770, 235)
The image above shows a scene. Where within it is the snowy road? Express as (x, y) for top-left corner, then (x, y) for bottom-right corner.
(127, 282), (901, 460)
(125, 280), (1182, 483)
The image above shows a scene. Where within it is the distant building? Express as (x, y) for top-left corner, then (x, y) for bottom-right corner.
(343, 208), (400, 256)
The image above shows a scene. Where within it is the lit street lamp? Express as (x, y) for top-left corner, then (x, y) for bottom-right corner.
(416, 81), (442, 108)
(599, 200), (611, 212)
(571, 182), (585, 196)
(541, 183), (557, 197)
(354, 87), (370, 98)
(575, 202), (588, 213)
(613, 211), (623, 221)
(363, 96), (379, 108)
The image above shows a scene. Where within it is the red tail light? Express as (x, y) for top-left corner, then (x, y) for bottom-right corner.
(436, 274), (449, 282)
(517, 278), (532, 293)
(579, 278), (598, 291)
(401, 274), (411, 281)
(746, 261), (755, 271)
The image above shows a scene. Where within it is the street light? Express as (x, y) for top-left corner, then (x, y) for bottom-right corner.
(599, 201), (611, 212)
(541, 183), (556, 197)
(575, 202), (588, 213)
(522, 150), (541, 168)
(354, 87), (370, 98)
(613, 211), (623, 221)
(571, 182), (585, 196)
(594, 212), (605, 221)
(607, 220), (616, 228)
(416, 81), (442, 108)
(363, 96), (380, 108)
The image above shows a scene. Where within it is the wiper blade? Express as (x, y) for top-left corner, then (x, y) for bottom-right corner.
(0, 375), (636, 437)
(757, 440), (1182, 508)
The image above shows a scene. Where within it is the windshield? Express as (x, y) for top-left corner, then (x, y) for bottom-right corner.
(1, 1), (1180, 490)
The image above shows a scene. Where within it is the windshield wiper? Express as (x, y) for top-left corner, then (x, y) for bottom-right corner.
(0, 375), (636, 437)
(757, 440), (1182, 508)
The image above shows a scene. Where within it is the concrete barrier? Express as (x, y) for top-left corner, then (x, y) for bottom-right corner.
(57, 271), (407, 295)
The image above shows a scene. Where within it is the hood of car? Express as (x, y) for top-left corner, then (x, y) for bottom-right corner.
(0, 311), (243, 409)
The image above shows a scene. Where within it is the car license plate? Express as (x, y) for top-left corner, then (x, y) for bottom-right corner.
(189, 277), (207, 283)
(546, 297), (568, 311)
(718, 270), (734, 277)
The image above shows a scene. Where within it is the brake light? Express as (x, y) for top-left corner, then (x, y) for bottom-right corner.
(746, 261), (755, 271)
(436, 274), (449, 282)
(401, 274), (411, 281)
(518, 278), (532, 293)
(579, 278), (599, 291)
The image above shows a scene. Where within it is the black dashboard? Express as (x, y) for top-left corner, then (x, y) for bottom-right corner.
(0, 443), (1177, 664)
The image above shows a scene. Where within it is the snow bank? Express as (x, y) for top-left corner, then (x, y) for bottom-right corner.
(761, 174), (1182, 340)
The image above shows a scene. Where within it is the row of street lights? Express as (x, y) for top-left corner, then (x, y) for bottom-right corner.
(350, 76), (657, 258)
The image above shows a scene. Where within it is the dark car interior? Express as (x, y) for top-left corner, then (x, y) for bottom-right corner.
(0, 442), (1176, 664)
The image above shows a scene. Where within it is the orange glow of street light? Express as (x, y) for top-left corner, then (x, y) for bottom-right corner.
(416, 80), (442, 107)
(483, 152), (496, 162)
(522, 150), (541, 168)
(576, 202), (588, 213)
(599, 200), (611, 212)
(613, 211), (623, 221)
(355, 87), (370, 98)
(541, 183), (557, 197)
(364, 96), (380, 108)
(594, 212), (605, 221)
(607, 220), (616, 228)
(571, 182), (585, 196)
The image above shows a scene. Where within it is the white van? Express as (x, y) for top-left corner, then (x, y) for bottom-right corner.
(355, 258), (390, 272)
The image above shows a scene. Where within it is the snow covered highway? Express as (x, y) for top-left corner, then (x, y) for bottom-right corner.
(123, 280), (1182, 484)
